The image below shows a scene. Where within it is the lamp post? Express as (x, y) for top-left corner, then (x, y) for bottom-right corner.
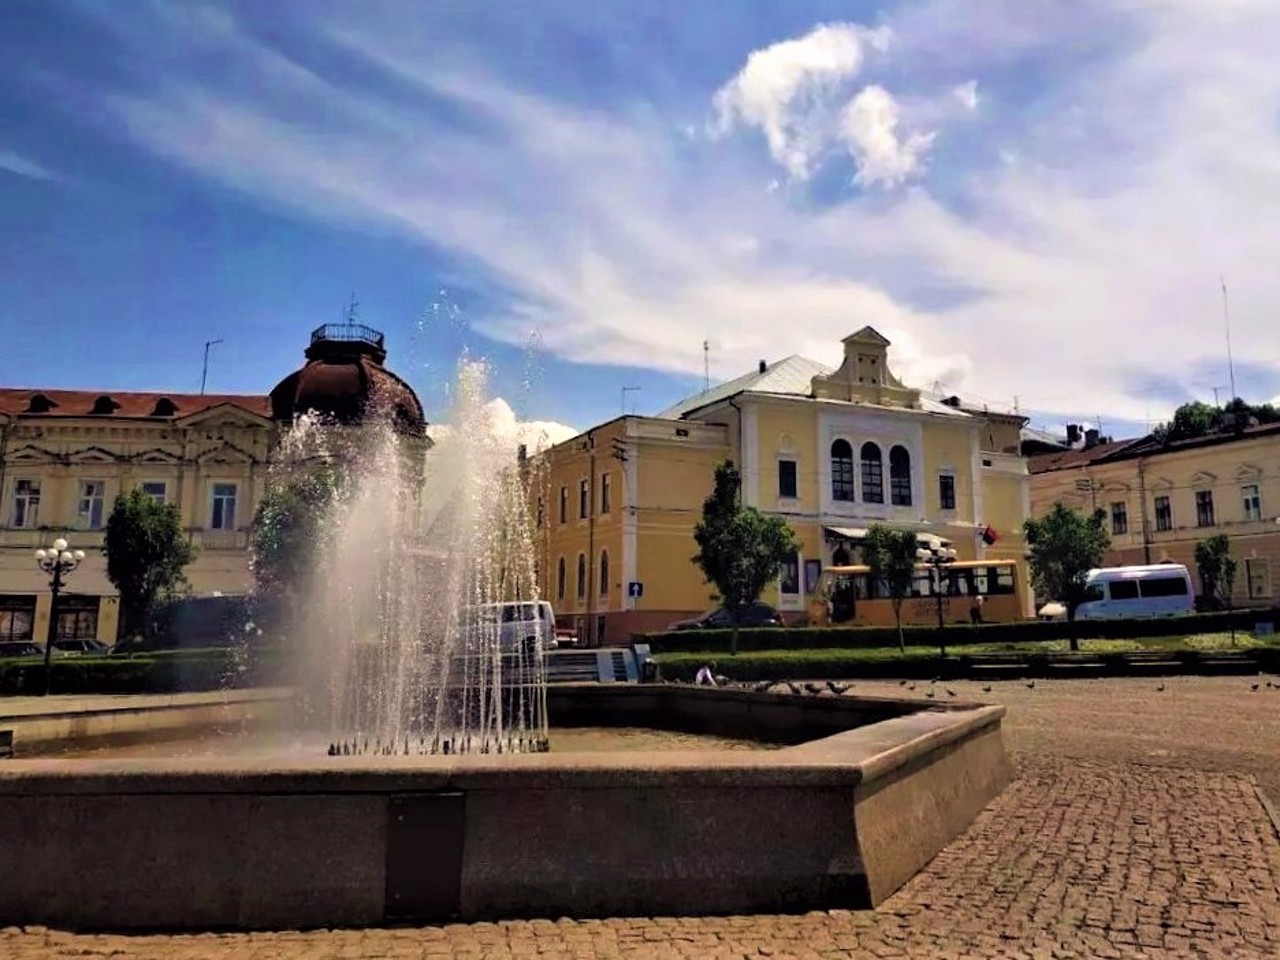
(918, 543), (958, 657)
(35, 537), (85, 696)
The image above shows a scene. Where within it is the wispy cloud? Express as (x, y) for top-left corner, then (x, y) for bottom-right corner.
(73, 1), (1280, 427)
(0, 150), (56, 181)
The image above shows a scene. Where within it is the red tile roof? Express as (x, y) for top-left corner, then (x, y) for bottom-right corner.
(1027, 439), (1141, 475)
(0, 388), (272, 420)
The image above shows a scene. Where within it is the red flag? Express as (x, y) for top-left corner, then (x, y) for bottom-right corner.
(981, 524), (999, 545)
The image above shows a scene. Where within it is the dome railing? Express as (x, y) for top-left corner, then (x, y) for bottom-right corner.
(310, 323), (385, 349)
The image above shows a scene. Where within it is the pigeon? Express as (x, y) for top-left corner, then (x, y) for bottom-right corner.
(827, 681), (849, 695)
(925, 690), (936, 699)
(907, 682), (918, 691)
(946, 689), (958, 697)
(804, 682), (825, 696)
(1268, 681), (1275, 689)
(1156, 683), (1166, 692)
(1251, 683), (1261, 691)
(1025, 680), (1036, 690)
(786, 682), (802, 696)
(981, 685), (993, 694)
(752, 681), (773, 693)
(898, 679), (909, 686)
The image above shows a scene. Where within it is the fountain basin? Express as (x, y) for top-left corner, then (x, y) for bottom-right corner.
(0, 686), (1009, 930)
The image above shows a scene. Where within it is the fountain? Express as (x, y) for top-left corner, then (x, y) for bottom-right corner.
(271, 357), (550, 757)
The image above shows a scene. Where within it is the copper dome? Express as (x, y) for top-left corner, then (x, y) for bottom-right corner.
(270, 324), (426, 435)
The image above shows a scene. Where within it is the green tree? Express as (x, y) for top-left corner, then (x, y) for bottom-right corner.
(1193, 533), (1238, 612)
(860, 525), (920, 653)
(1023, 503), (1111, 650)
(103, 489), (195, 643)
(692, 460), (800, 655)
(1154, 398), (1280, 443)
(250, 465), (341, 598)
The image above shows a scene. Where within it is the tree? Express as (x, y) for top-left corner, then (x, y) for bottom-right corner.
(1193, 534), (1238, 612)
(1023, 503), (1111, 650)
(1154, 398), (1280, 443)
(250, 464), (342, 598)
(861, 525), (919, 653)
(103, 489), (195, 643)
(692, 460), (799, 655)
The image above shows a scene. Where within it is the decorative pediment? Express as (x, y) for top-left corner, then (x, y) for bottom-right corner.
(176, 402), (274, 430)
(133, 447), (182, 465)
(196, 441), (257, 465)
(1148, 476), (1174, 492)
(1237, 463), (1263, 482)
(1190, 470), (1217, 487)
(67, 446), (124, 464)
(7, 443), (61, 464)
(1100, 480), (1132, 494)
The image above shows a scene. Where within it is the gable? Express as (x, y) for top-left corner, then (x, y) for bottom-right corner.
(1237, 463), (1263, 482)
(1190, 470), (1217, 487)
(67, 446), (124, 464)
(133, 448), (182, 465)
(176, 402), (275, 430)
(195, 441), (258, 465)
(7, 444), (61, 464)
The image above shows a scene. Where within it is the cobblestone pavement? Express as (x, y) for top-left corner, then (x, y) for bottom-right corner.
(6, 677), (1280, 958)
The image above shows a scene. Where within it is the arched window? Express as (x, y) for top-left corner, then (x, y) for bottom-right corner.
(890, 445), (912, 506)
(556, 557), (566, 601)
(830, 439), (854, 501)
(860, 442), (883, 503)
(599, 550), (610, 597)
(576, 553), (587, 600)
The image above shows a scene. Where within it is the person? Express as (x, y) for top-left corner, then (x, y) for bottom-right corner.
(969, 593), (985, 625)
(695, 662), (717, 686)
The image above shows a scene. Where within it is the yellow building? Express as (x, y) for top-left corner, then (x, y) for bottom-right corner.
(532, 328), (1034, 644)
(1029, 421), (1280, 606)
(0, 323), (425, 646)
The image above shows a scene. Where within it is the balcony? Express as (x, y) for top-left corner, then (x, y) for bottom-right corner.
(193, 529), (250, 551)
(310, 323), (384, 349)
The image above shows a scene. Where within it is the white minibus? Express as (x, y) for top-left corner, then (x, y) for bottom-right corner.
(1074, 564), (1195, 620)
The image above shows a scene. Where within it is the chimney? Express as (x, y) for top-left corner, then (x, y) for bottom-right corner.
(1084, 428), (1100, 448)
(758, 360), (767, 374)
(942, 395), (962, 408)
(517, 443), (527, 462)
(1066, 424), (1081, 446)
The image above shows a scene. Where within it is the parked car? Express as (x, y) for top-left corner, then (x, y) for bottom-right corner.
(462, 602), (559, 654)
(668, 602), (783, 631)
(50, 638), (111, 657)
(0, 641), (43, 659)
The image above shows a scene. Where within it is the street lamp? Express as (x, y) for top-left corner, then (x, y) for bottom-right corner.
(34, 537), (85, 696)
(917, 543), (958, 656)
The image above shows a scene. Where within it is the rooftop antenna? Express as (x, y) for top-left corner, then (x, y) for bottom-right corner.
(346, 291), (359, 323)
(1220, 276), (1237, 404)
(621, 386), (641, 416)
(200, 339), (223, 395)
(703, 340), (710, 391)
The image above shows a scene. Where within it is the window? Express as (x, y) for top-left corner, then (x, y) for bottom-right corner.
(599, 550), (610, 597)
(0, 596), (36, 641)
(1139, 577), (1188, 598)
(860, 443), (883, 504)
(780, 554), (800, 595)
(993, 567), (1015, 594)
(1242, 484), (1262, 522)
(55, 595), (99, 640)
(12, 479), (40, 528)
(556, 557), (566, 601)
(1195, 490), (1215, 527)
(1154, 495), (1172, 532)
(889, 446), (912, 506)
(601, 473), (612, 513)
(578, 479), (589, 519)
(1083, 583), (1105, 603)
(576, 553), (587, 600)
(1109, 580), (1140, 600)
(830, 440), (854, 501)
(210, 483), (237, 530)
(558, 486), (567, 524)
(535, 496), (544, 528)
(938, 473), (956, 511)
(78, 481), (106, 529)
(141, 481), (168, 504)
(1247, 558), (1272, 599)
(1110, 501), (1128, 536)
(778, 459), (798, 499)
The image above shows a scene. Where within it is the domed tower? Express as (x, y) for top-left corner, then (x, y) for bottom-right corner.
(270, 323), (427, 436)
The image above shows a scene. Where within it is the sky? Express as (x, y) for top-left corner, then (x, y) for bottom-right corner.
(3, 0), (1280, 443)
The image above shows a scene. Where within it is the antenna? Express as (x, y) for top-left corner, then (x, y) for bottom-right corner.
(703, 340), (710, 391)
(621, 386), (641, 416)
(346, 291), (360, 323)
(200, 339), (224, 395)
(1220, 276), (1237, 404)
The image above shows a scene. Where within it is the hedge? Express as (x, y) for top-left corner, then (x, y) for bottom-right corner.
(0, 647), (288, 696)
(638, 606), (1280, 654)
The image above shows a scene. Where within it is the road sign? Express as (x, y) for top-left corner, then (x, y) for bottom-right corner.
(627, 582), (643, 598)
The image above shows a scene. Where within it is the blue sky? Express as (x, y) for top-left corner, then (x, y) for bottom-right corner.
(4, 0), (1280, 441)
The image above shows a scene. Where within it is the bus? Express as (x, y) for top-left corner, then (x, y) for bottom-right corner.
(1074, 564), (1194, 620)
(809, 559), (1027, 627)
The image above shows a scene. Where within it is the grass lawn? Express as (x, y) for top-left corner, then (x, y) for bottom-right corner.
(653, 631), (1279, 669)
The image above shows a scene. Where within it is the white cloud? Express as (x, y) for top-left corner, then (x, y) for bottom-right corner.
(840, 85), (936, 187)
(952, 80), (979, 111)
(426, 397), (578, 454)
(0, 150), (55, 181)
(712, 22), (890, 179)
(89, 4), (1280, 426)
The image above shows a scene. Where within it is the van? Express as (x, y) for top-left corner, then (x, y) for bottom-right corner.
(463, 601), (559, 654)
(1074, 564), (1195, 620)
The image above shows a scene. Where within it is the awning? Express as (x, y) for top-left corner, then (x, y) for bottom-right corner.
(823, 525), (869, 541)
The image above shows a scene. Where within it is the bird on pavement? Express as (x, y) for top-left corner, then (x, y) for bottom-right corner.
(907, 682), (918, 691)
(981, 685), (993, 693)
(827, 681), (849, 695)
(898, 679), (908, 686)
(804, 682), (824, 696)
(1025, 680), (1036, 689)
(1156, 683), (1166, 692)
(752, 681), (773, 693)
(946, 689), (958, 697)
(1251, 683), (1261, 691)
(925, 690), (936, 699)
